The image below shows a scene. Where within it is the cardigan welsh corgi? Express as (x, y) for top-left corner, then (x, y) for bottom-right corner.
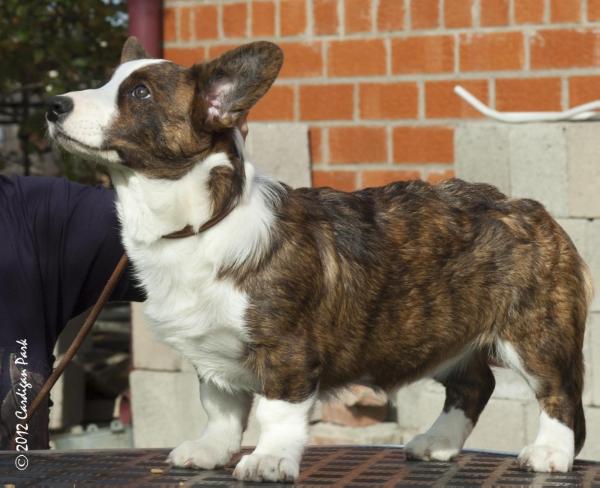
(47, 37), (592, 481)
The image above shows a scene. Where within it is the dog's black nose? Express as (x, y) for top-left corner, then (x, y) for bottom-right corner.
(46, 96), (74, 122)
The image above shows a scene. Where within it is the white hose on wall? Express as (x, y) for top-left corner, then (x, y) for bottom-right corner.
(454, 85), (600, 123)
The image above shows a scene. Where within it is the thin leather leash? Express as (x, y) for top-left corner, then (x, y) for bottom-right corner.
(10, 253), (129, 449)
(11, 131), (245, 449)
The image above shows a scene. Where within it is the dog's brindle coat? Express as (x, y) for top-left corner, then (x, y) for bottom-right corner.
(48, 37), (591, 481)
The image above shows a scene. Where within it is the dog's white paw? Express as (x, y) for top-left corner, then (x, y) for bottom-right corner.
(518, 444), (573, 473)
(405, 433), (461, 462)
(167, 438), (234, 470)
(233, 453), (299, 482)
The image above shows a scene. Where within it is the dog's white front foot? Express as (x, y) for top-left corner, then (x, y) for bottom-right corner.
(405, 433), (461, 461)
(518, 445), (572, 473)
(167, 381), (251, 470)
(167, 437), (235, 469)
(233, 453), (299, 482)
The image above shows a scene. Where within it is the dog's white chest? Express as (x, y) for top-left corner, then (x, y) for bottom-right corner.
(129, 239), (257, 390)
(110, 159), (278, 392)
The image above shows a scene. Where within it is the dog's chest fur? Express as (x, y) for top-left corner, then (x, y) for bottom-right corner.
(110, 154), (278, 391)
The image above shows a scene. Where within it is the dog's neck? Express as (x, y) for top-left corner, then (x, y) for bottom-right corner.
(109, 152), (253, 244)
(109, 152), (284, 272)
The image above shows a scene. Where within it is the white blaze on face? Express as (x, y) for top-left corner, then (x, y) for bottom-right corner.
(49, 58), (166, 161)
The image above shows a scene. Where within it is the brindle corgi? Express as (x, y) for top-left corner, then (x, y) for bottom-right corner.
(47, 37), (592, 482)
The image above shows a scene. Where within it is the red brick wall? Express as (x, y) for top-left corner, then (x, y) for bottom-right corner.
(163, 0), (600, 191)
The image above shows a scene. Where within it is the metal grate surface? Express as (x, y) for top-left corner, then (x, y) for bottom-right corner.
(1, 446), (600, 487)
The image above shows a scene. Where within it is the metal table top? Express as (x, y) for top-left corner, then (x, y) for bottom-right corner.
(1, 446), (599, 487)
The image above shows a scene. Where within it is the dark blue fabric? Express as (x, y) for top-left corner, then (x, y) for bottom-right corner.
(0, 175), (143, 449)
(0, 175), (143, 373)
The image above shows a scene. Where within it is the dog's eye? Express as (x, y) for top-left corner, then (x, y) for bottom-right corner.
(132, 84), (151, 99)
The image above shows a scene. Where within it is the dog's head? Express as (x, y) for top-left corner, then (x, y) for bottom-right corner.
(46, 37), (283, 179)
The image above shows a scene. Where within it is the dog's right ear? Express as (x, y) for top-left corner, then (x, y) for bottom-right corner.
(120, 36), (150, 64)
(192, 41), (283, 131)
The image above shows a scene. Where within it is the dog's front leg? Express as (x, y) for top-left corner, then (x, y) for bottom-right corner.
(233, 394), (315, 482)
(167, 381), (251, 469)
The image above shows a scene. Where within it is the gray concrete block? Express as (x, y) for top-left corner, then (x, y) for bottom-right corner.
(523, 400), (542, 445)
(585, 221), (600, 312)
(49, 358), (85, 431)
(246, 123), (311, 188)
(508, 125), (568, 217)
(555, 219), (599, 312)
(456, 122), (600, 218)
(395, 380), (444, 431)
(490, 367), (535, 401)
(130, 370), (207, 447)
(465, 397), (535, 453)
(556, 219), (587, 257)
(583, 323), (594, 406)
(455, 124), (511, 194)
(567, 124), (600, 218)
(579, 406), (600, 461)
(50, 314), (88, 430)
(589, 313), (600, 406)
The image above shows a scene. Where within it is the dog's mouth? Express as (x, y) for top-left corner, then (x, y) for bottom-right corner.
(50, 123), (121, 163)
(51, 124), (103, 152)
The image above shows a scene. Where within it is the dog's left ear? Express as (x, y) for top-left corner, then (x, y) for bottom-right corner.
(120, 36), (150, 64)
(194, 41), (283, 130)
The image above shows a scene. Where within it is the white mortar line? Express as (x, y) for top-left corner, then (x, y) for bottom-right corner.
(386, 125), (393, 163)
(217, 1), (224, 39)
(246, 0), (252, 39)
(561, 77), (570, 110)
(440, 0), (446, 28)
(307, 0), (315, 37)
(523, 29), (531, 71)
(275, 0), (281, 37)
(418, 80), (425, 120)
(372, 0), (379, 33)
(323, 127), (331, 164)
(473, 0), (481, 28)
(165, 21), (600, 46)
(404, 0), (412, 30)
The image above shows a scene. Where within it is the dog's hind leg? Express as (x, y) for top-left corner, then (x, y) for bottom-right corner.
(497, 338), (585, 473)
(405, 352), (495, 461)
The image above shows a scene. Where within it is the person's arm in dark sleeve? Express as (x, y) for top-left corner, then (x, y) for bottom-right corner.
(0, 175), (144, 450)
(22, 176), (145, 343)
(60, 181), (146, 315)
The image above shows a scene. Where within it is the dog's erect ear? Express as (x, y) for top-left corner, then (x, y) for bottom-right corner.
(121, 36), (150, 64)
(194, 41), (283, 130)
